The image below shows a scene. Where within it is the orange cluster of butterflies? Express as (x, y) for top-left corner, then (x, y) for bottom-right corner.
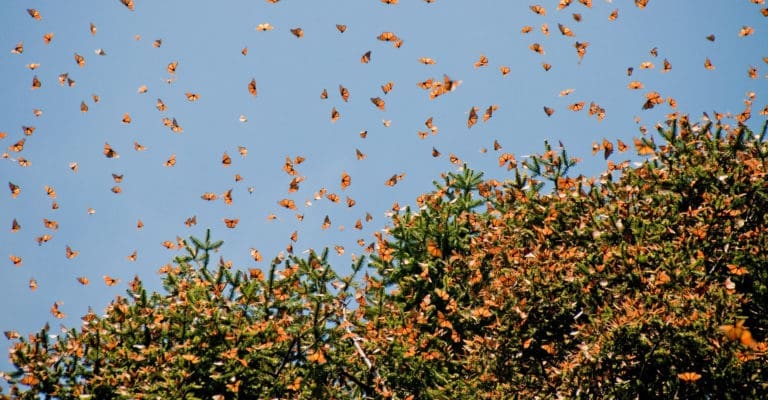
(2, 0), (767, 335)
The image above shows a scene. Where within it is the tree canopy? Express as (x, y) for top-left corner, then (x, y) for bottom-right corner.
(4, 117), (768, 399)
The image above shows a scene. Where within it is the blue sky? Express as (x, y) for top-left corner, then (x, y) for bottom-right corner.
(1, 0), (766, 377)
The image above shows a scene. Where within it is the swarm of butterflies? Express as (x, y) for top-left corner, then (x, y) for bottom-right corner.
(2, 0), (768, 381)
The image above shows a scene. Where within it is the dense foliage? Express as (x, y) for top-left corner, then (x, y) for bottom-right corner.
(3, 116), (768, 399)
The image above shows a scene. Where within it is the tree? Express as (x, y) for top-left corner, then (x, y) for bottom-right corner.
(4, 116), (768, 399)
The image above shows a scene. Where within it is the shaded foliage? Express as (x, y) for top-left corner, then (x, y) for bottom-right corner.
(4, 117), (768, 399)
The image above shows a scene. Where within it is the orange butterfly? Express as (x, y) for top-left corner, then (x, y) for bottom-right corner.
(467, 107), (478, 128)
(104, 143), (119, 158)
(11, 218), (21, 233)
(474, 54), (488, 68)
(167, 61), (178, 74)
(521, 25), (533, 34)
(9, 255), (22, 266)
(494, 139), (502, 151)
(222, 189), (233, 205)
(137, 220), (144, 229)
(558, 23), (575, 37)
(432, 147), (441, 157)
(155, 99), (166, 113)
(36, 234), (52, 245)
(42, 32), (54, 45)
(222, 152), (231, 167)
(419, 57), (436, 64)
(339, 85), (350, 102)
(608, 9), (619, 20)
(153, 39), (162, 48)
(704, 57), (714, 70)
(122, 113), (132, 124)
(628, 81), (643, 90)
(530, 5), (546, 15)
(8, 139), (25, 152)
(127, 250), (137, 261)
(29, 278), (38, 291)
(164, 154), (176, 167)
(250, 248), (263, 262)
(739, 26), (754, 37)
(185, 92), (200, 101)
(340, 172), (352, 190)
(678, 372), (702, 383)
(569, 102), (585, 112)
(575, 41), (589, 60)
(51, 302), (65, 319)
(336, 24), (347, 33)
(74, 53), (85, 67)
(381, 81), (393, 94)
(320, 88), (328, 99)
(307, 349), (327, 364)
(529, 43), (544, 54)
(331, 107), (340, 122)
(635, 0), (648, 8)
(224, 218), (239, 229)
(201, 192), (218, 201)
(541, 23), (549, 36)
(499, 153), (517, 170)
(355, 149), (366, 160)
(27, 8), (42, 20)
(543, 106), (555, 116)
(542, 63), (552, 71)
(346, 196), (356, 207)
(241, 46), (248, 55)
(43, 218), (59, 230)
(121, 0), (135, 10)
(360, 50), (371, 63)
(11, 41), (23, 54)
(103, 275), (119, 286)
(370, 97), (385, 110)
(321, 215), (331, 230)
(500, 65), (511, 76)
(720, 320), (758, 348)
(256, 23), (274, 31)
(134, 141), (147, 151)
(483, 105), (498, 122)
(185, 216), (197, 227)
(377, 31), (398, 42)
(65, 245), (79, 259)
(248, 79), (257, 96)
(31, 75), (41, 89)
(279, 198), (297, 210)
(290, 28), (304, 38)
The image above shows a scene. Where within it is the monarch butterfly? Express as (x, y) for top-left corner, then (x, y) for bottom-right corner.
(321, 215), (331, 230)
(339, 85), (350, 102)
(617, 139), (628, 153)
(541, 23), (549, 36)
(529, 43), (544, 54)
(558, 23), (574, 37)
(104, 143), (119, 158)
(474, 54), (488, 68)
(185, 92), (200, 101)
(222, 189), (233, 205)
(104, 275), (119, 286)
(427, 241), (443, 258)
(65, 245), (79, 259)
(542, 63), (552, 71)
(75, 276), (90, 286)
(336, 24), (346, 33)
(494, 139), (502, 151)
(628, 81), (643, 90)
(241, 46), (248, 55)
(569, 102), (585, 112)
(248, 79), (257, 96)
(608, 9), (619, 20)
(120, 0), (135, 10)
(521, 26), (533, 34)
(385, 174), (399, 187)
(224, 218), (239, 229)
(201, 192), (217, 201)
(9, 139), (25, 152)
(720, 320), (758, 348)
(256, 23), (273, 31)
(320, 88), (328, 99)
(161, 240), (175, 249)
(307, 349), (327, 364)
(222, 152), (231, 167)
(122, 113), (131, 124)
(164, 154), (176, 167)
(355, 148), (366, 160)
(74, 53), (85, 67)
(484, 105), (498, 122)
(467, 107), (478, 128)
(643, 91), (663, 110)
(184, 215), (197, 227)
(432, 147), (441, 157)
(704, 57), (714, 70)
(167, 61), (178, 74)
(639, 61), (654, 70)
(50, 302), (65, 319)
(634, 0), (648, 8)
(575, 41), (589, 60)
(27, 8), (42, 20)
(346, 196), (356, 207)
(579, 0), (592, 7)
(381, 0), (398, 4)
(36, 234), (52, 245)
(290, 28), (304, 38)
(279, 198), (297, 210)
(677, 372), (702, 382)
(419, 57), (436, 64)
(739, 26), (754, 37)
(370, 97), (385, 110)
(360, 50), (371, 63)
(11, 218), (21, 233)
(359, 130), (368, 138)
(235, 173), (243, 182)
(499, 153), (516, 170)
(31, 75), (41, 89)
(43, 218), (59, 230)
(9, 255), (22, 266)
(331, 107), (340, 122)
(127, 250), (137, 262)
(134, 141), (147, 151)
(530, 5), (546, 15)
(543, 106), (555, 116)
(706, 34), (715, 41)
(748, 66), (758, 79)
(381, 81), (393, 94)
(137, 220), (144, 229)
(10, 41), (23, 54)
(377, 32), (398, 42)
(500, 65), (511, 76)
(449, 154), (461, 165)
(341, 172), (351, 190)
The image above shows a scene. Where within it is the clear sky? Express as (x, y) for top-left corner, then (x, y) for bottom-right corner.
(1, 0), (766, 378)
